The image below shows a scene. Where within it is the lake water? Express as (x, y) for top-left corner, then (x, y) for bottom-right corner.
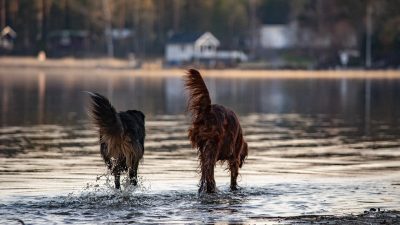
(1, 69), (400, 224)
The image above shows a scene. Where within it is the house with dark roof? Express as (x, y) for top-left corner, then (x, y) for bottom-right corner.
(165, 32), (220, 66)
(47, 30), (90, 57)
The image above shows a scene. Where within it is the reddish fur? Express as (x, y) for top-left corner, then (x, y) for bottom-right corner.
(184, 69), (248, 193)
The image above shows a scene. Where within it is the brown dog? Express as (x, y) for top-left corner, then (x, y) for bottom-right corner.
(184, 69), (248, 193)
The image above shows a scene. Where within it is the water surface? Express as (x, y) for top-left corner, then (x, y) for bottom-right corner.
(1, 69), (400, 224)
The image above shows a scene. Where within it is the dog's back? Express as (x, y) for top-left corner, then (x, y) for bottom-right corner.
(120, 110), (145, 150)
(210, 104), (246, 162)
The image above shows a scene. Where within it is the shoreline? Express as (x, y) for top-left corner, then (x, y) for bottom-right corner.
(267, 210), (400, 224)
(1, 56), (400, 79)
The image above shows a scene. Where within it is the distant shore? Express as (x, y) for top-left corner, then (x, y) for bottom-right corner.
(1, 56), (400, 79)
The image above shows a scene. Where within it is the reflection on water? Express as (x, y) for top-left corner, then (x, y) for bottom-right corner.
(2, 70), (400, 128)
(1, 70), (400, 223)
(1, 114), (400, 223)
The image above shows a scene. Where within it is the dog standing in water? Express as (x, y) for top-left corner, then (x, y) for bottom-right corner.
(184, 69), (248, 193)
(88, 92), (145, 189)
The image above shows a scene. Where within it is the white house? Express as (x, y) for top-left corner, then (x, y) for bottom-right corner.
(0, 26), (17, 51)
(259, 24), (296, 49)
(260, 21), (358, 50)
(165, 32), (220, 66)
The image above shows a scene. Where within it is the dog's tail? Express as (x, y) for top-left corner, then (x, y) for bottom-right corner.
(87, 92), (124, 143)
(184, 69), (211, 119)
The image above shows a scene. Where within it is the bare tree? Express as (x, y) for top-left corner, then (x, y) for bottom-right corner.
(103, 0), (114, 58)
(248, 0), (259, 58)
(1, 0), (5, 28)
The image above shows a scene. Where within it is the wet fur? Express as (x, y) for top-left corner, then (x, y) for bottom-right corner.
(184, 69), (248, 193)
(88, 92), (145, 189)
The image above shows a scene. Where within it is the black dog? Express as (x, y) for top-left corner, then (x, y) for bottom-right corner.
(88, 92), (145, 189)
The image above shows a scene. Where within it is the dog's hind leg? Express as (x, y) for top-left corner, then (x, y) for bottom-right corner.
(100, 141), (121, 189)
(230, 135), (247, 191)
(128, 159), (139, 186)
(114, 173), (121, 189)
(111, 162), (121, 189)
(229, 160), (239, 191)
(199, 143), (217, 193)
(199, 162), (216, 193)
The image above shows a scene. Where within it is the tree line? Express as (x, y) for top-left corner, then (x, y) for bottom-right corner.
(0, 0), (399, 65)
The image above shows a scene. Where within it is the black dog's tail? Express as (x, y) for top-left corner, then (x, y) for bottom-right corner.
(184, 69), (211, 120)
(87, 92), (123, 143)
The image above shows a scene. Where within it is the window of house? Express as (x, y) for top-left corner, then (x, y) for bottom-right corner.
(200, 45), (213, 52)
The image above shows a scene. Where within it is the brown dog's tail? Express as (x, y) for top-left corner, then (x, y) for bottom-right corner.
(87, 92), (124, 144)
(184, 69), (211, 119)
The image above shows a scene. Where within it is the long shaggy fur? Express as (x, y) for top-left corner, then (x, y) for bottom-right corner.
(184, 69), (248, 193)
(88, 92), (145, 189)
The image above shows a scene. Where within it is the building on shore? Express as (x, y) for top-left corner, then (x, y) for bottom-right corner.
(0, 26), (17, 52)
(258, 21), (359, 69)
(165, 31), (247, 68)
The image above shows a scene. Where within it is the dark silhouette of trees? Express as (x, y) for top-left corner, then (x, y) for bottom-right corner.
(0, 0), (398, 66)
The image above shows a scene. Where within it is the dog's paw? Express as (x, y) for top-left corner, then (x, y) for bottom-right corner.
(230, 186), (239, 192)
(130, 179), (137, 186)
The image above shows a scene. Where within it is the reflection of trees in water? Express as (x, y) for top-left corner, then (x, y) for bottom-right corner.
(165, 77), (185, 115)
(1, 72), (400, 128)
(209, 78), (366, 117)
(37, 72), (46, 124)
